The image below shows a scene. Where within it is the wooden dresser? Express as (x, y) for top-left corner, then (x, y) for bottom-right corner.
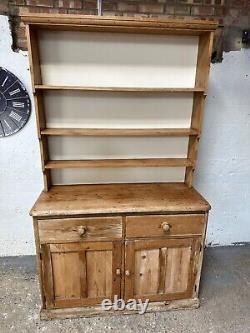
(22, 14), (217, 319)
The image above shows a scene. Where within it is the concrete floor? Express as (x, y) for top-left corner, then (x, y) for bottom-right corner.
(0, 246), (250, 333)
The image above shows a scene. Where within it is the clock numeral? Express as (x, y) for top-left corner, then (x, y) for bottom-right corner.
(9, 88), (21, 96)
(1, 76), (8, 87)
(12, 101), (24, 108)
(9, 111), (22, 122)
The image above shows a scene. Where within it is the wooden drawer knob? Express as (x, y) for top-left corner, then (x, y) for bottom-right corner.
(77, 226), (87, 237)
(116, 268), (121, 276)
(161, 222), (171, 232)
(125, 270), (130, 277)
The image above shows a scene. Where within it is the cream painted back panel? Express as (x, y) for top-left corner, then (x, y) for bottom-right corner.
(48, 137), (188, 160)
(51, 167), (185, 185)
(45, 92), (193, 129)
(39, 31), (199, 88)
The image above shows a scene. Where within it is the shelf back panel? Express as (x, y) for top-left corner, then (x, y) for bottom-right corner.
(44, 91), (193, 129)
(38, 31), (199, 88)
(51, 167), (185, 185)
(48, 136), (189, 160)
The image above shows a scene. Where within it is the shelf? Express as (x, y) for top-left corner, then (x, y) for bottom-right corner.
(41, 128), (199, 137)
(35, 85), (205, 93)
(45, 158), (192, 169)
(30, 183), (211, 217)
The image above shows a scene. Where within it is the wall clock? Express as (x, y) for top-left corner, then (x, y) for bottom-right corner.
(0, 67), (31, 137)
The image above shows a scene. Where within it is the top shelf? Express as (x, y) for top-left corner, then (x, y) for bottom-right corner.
(34, 85), (205, 93)
(22, 14), (218, 36)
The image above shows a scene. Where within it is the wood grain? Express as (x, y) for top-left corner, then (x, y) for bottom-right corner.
(45, 158), (192, 169)
(30, 183), (210, 217)
(38, 216), (122, 243)
(41, 128), (199, 137)
(40, 298), (200, 320)
(185, 32), (214, 187)
(134, 249), (160, 295)
(126, 214), (204, 238)
(35, 85), (205, 93)
(86, 250), (112, 298)
(124, 238), (196, 302)
(22, 14), (217, 37)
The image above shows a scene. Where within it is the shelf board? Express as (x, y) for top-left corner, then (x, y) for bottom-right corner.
(41, 128), (199, 137)
(35, 85), (205, 93)
(45, 158), (192, 169)
(30, 183), (211, 217)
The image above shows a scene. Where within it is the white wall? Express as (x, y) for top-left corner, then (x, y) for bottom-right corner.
(0, 15), (43, 256)
(195, 48), (250, 246)
(0, 15), (249, 255)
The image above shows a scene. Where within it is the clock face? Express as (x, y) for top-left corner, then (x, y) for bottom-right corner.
(0, 67), (31, 137)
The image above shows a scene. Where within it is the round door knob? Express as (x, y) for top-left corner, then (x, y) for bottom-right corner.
(161, 222), (171, 232)
(77, 226), (87, 237)
(125, 270), (130, 277)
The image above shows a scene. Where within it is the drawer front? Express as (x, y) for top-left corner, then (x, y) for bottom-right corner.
(126, 214), (205, 238)
(38, 217), (122, 243)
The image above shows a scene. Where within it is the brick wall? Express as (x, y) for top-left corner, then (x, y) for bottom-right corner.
(0, 0), (249, 61)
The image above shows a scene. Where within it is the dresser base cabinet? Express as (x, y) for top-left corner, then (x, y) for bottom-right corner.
(31, 183), (210, 320)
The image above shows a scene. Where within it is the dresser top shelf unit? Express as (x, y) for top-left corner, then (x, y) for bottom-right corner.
(30, 182), (210, 217)
(23, 14), (217, 190)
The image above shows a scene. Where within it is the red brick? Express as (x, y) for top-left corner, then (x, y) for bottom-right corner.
(102, 1), (117, 11)
(68, 8), (97, 14)
(165, 5), (175, 14)
(11, 0), (26, 5)
(204, 0), (214, 4)
(229, 8), (241, 17)
(16, 27), (26, 39)
(55, 0), (82, 9)
(191, 5), (214, 15)
(214, 6), (226, 16)
(26, 0), (54, 7)
(0, 0), (8, 14)
(117, 2), (138, 12)
(20, 6), (68, 13)
(83, 0), (97, 10)
(230, 0), (247, 6)
(174, 5), (191, 15)
(138, 3), (164, 14)
(215, 0), (224, 4)
(17, 38), (28, 50)
(102, 11), (123, 16)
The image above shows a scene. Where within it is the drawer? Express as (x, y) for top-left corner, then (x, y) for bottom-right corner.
(126, 214), (205, 238)
(38, 216), (122, 243)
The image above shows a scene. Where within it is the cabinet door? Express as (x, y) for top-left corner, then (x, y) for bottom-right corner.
(124, 238), (200, 302)
(41, 241), (122, 308)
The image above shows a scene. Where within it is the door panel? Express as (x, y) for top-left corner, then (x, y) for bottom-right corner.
(41, 241), (121, 308)
(134, 249), (160, 296)
(86, 250), (113, 298)
(125, 238), (199, 302)
(52, 252), (81, 299)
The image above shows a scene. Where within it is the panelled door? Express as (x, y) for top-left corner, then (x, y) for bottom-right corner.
(41, 241), (122, 308)
(124, 238), (200, 302)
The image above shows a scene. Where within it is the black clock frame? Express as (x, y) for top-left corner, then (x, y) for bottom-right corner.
(0, 67), (31, 137)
